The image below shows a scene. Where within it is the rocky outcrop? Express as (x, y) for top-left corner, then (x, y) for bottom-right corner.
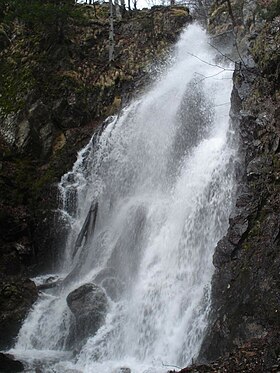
(198, 1), (280, 369)
(170, 334), (280, 372)
(66, 283), (109, 345)
(0, 353), (24, 372)
(0, 279), (37, 349)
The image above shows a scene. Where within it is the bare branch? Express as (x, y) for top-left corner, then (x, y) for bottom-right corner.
(208, 42), (236, 64)
(186, 51), (234, 71)
(195, 69), (229, 83)
(161, 361), (182, 369)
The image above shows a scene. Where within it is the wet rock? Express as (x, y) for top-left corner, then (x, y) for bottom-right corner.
(0, 279), (38, 349)
(228, 215), (249, 245)
(0, 353), (24, 372)
(39, 122), (54, 159)
(0, 27), (10, 52)
(28, 101), (50, 128)
(246, 156), (271, 181)
(37, 279), (61, 291)
(66, 283), (109, 345)
(114, 368), (131, 373)
(15, 120), (39, 156)
(213, 237), (235, 268)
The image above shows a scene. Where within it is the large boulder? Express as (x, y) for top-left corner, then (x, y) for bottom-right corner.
(66, 283), (109, 345)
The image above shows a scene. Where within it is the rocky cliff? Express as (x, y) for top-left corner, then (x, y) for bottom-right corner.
(0, 1), (191, 350)
(198, 0), (280, 371)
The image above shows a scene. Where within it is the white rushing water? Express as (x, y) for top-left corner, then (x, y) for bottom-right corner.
(10, 24), (236, 373)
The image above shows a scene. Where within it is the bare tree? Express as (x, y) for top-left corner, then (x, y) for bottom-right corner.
(109, 0), (115, 62)
(115, 0), (122, 19)
(184, 0), (212, 24)
(120, 0), (126, 16)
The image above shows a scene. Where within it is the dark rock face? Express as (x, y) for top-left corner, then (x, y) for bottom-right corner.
(0, 279), (37, 349)
(66, 283), (109, 345)
(0, 353), (24, 372)
(199, 15), (280, 368)
(170, 334), (280, 372)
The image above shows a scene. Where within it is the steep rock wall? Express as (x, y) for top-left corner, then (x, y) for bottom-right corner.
(198, 0), (280, 369)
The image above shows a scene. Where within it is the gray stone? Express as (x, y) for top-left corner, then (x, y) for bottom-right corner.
(39, 122), (54, 159)
(15, 119), (41, 156)
(28, 100), (50, 128)
(66, 283), (109, 345)
(114, 368), (131, 373)
(246, 156), (269, 180)
(228, 215), (249, 245)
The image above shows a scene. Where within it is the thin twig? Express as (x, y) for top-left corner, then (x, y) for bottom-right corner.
(195, 69), (228, 82)
(161, 361), (182, 370)
(214, 102), (231, 107)
(208, 42), (236, 64)
(209, 29), (234, 39)
(186, 51), (234, 71)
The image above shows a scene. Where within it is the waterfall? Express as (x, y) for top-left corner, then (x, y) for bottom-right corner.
(10, 24), (236, 373)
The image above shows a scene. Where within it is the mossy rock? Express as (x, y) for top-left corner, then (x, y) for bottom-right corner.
(0, 26), (10, 51)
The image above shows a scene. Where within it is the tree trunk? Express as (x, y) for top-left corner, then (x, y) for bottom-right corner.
(120, 0), (126, 16)
(109, 0), (115, 62)
(226, 0), (236, 26)
(115, 0), (122, 19)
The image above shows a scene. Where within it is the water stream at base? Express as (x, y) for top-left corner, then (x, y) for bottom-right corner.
(10, 24), (236, 373)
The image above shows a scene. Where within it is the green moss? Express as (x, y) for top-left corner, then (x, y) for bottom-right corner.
(170, 7), (188, 17)
(273, 155), (280, 170)
(252, 23), (280, 81)
(32, 167), (56, 194)
(0, 58), (35, 115)
(1, 157), (57, 207)
(256, 0), (280, 21)
(243, 242), (251, 250)
(139, 16), (153, 32)
(2, 284), (19, 297)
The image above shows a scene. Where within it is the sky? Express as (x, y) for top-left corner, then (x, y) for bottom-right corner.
(76, 0), (169, 10)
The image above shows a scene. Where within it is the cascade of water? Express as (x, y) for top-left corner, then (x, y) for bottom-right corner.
(10, 24), (236, 373)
